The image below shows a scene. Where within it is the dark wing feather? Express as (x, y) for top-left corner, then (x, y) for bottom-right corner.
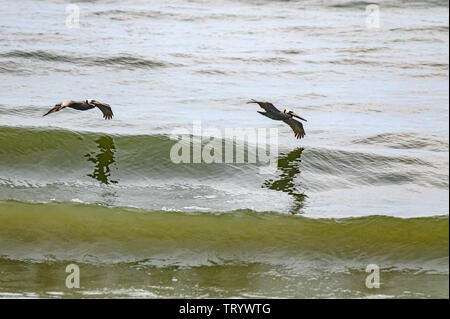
(95, 103), (113, 120)
(283, 118), (305, 139)
(43, 104), (66, 117)
(247, 99), (281, 114)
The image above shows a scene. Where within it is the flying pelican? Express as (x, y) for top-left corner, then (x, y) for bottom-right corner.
(247, 99), (307, 139)
(43, 100), (113, 119)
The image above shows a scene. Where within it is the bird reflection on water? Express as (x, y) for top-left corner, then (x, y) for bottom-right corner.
(262, 148), (307, 214)
(85, 136), (118, 185)
(82, 136), (306, 212)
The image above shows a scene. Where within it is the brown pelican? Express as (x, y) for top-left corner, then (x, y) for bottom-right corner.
(247, 99), (307, 139)
(43, 100), (113, 119)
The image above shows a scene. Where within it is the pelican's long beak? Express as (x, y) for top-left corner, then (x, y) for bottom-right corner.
(89, 101), (100, 107)
(292, 113), (307, 122)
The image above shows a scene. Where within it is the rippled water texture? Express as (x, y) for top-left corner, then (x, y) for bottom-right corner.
(0, 0), (448, 298)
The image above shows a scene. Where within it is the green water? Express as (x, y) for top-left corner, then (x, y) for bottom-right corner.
(0, 201), (448, 298)
(0, 0), (448, 299)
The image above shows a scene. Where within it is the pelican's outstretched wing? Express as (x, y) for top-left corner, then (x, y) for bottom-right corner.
(43, 104), (66, 117)
(283, 118), (305, 139)
(247, 99), (281, 114)
(95, 103), (113, 120)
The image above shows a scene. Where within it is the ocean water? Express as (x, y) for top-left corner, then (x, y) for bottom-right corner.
(0, 0), (448, 298)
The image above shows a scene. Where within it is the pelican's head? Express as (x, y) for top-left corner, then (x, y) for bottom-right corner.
(86, 99), (101, 106)
(283, 108), (307, 121)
